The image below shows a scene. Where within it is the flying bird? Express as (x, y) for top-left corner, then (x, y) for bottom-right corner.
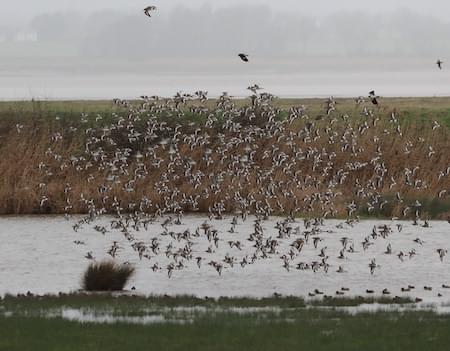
(238, 53), (249, 62)
(437, 59), (443, 69)
(143, 6), (157, 17)
(368, 90), (379, 105)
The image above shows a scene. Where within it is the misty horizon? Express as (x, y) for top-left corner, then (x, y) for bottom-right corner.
(2, 2), (450, 100)
(1, 5), (450, 60)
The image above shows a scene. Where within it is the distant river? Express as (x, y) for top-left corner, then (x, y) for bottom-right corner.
(1, 58), (449, 100)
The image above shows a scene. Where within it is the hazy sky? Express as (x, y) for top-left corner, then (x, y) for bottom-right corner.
(3, 0), (450, 99)
(4, 0), (450, 22)
(3, 0), (450, 60)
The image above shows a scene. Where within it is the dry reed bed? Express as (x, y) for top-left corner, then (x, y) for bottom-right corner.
(0, 99), (448, 218)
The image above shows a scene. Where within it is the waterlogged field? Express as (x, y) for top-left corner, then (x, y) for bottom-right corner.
(1, 294), (450, 351)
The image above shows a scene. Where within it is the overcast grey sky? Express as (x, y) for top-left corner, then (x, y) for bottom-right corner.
(4, 0), (450, 21)
(2, 0), (450, 99)
(2, 0), (450, 60)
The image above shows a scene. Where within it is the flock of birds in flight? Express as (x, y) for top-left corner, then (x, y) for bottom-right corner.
(33, 4), (450, 298)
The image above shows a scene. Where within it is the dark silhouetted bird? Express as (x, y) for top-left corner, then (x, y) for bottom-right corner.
(437, 59), (443, 69)
(238, 53), (249, 62)
(369, 90), (379, 105)
(143, 6), (157, 17)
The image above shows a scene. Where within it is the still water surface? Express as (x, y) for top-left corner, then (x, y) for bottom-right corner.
(1, 215), (449, 302)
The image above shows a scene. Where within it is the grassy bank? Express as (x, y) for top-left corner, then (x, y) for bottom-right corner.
(0, 294), (446, 351)
(0, 96), (449, 217)
(2, 96), (450, 123)
(0, 293), (414, 311)
(4, 312), (450, 351)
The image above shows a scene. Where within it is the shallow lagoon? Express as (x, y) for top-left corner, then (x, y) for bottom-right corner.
(1, 215), (449, 303)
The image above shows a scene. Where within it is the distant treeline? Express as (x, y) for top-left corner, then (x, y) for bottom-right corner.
(3, 6), (450, 58)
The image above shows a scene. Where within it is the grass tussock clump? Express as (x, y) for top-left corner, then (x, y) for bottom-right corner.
(82, 261), (135, 291)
